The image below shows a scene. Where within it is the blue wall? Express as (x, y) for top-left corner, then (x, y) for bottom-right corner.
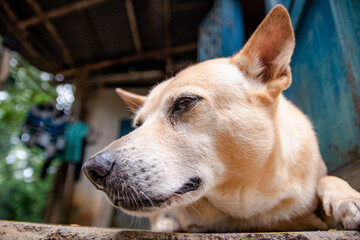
(281, 0), (360, 171)
(198, 0), (245, 61)
(199, 0), (360, 171)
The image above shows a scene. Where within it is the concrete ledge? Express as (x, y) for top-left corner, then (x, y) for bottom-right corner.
(1, 220), (359, 240)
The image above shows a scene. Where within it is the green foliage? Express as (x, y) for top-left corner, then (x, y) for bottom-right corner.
(0, 53), (58, 222)
(0, 146), (60, 222)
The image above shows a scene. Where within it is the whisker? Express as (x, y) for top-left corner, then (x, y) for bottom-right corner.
(129, 188), (139, 209)
(130, 185), (145, 207)
(225, 169), (245, 179)
(189, 204), (203, 218)
(139, 190), (155, 208)
(183, 206), (190, 219)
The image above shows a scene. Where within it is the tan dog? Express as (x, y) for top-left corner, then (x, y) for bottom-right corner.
(83, 5), (360, 232)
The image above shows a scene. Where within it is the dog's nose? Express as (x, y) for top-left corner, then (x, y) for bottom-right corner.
(82, 152), (114, 189)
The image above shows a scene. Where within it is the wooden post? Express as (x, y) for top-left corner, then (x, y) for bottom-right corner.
(73, 67), (89, 121)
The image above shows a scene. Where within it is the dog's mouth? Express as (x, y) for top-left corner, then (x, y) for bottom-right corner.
(108, 177), (202, 212)
(174, 177), (202, 195)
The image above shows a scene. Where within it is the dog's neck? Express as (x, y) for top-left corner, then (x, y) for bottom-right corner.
(201, 95), (320, 223)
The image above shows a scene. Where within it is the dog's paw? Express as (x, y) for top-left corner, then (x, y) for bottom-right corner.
(318, 176), (360, 230)
(323, 197), (360, 230)
(150, 212), (180, 232)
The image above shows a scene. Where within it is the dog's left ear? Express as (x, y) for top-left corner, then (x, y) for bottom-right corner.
(116, 88), (147, 113)
(231, 5), (294, 101)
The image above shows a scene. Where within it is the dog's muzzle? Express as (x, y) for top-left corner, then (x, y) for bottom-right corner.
(83, 151), (202, 212)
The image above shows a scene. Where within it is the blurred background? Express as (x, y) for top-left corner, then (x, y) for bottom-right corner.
(0, 0), (359, 230)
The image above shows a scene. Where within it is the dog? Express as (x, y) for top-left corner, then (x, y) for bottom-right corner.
(83, 5), (360, 232)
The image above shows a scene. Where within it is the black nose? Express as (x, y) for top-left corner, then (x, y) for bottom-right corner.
(82, 152), (114, 190)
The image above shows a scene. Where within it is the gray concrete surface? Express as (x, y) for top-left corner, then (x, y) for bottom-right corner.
(1, 220), (360, 240)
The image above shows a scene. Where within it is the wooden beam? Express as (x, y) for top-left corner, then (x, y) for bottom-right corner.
(89, 70), (164, 85)
(54, 59), (192, 85)
(163, 0), (173, 73)
(1, 1), (23, 32)
(0, 10), (36, 58)
(26, 0), (75, 67)
(172, 2), (210, 12)
(125, 0), (142, 53)
(164, 0), (172, 48)
(77, 9), (104, 59)
(58, 43), (197, 77)
(0, 1), (32, 52)
(89, 63), (192, 88)
(53, 61), (192, 86)
(18, 0), (109, 30)
(0, 3), (58, 71)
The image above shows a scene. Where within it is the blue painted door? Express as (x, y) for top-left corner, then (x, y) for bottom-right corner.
(267, 0), (360, 171)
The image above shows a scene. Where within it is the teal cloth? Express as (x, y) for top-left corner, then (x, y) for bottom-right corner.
(64, 122), (90, 163)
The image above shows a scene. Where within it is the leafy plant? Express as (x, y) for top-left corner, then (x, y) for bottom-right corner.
(0, 52), (59, 222)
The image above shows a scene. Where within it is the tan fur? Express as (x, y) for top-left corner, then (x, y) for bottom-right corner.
(84, 5), (360, 232)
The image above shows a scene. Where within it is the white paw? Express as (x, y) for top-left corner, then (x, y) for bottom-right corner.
(324, 197), (360, 230)
(151, 213), (180, 232)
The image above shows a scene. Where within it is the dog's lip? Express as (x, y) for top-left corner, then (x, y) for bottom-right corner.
(113, 197), (168, 211)
(109, 177), (202, 211)
(110, 193), (173, 212)
(174, 177), (202, 195)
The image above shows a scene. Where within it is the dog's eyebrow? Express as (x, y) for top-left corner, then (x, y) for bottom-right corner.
(169, 93), (201, 103)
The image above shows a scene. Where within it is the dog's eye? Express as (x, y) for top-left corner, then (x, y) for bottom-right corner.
(132, 118), (143, 128)
(171, 95), (202, 115)
(134, 121), (142, 128)
(176, 98), (193, 111)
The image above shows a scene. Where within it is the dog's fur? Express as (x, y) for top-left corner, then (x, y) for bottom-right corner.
(83, 5), (360, 232)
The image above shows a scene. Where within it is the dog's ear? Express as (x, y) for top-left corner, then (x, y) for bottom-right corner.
(231, 5), (294, 101)
(116, 88), (146, 113)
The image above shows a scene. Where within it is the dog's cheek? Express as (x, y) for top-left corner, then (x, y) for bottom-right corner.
(173, 131), (224, 190)
(214, 106), (275, 174)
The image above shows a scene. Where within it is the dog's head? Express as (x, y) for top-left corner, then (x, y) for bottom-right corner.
(83, 5), (294, 216)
